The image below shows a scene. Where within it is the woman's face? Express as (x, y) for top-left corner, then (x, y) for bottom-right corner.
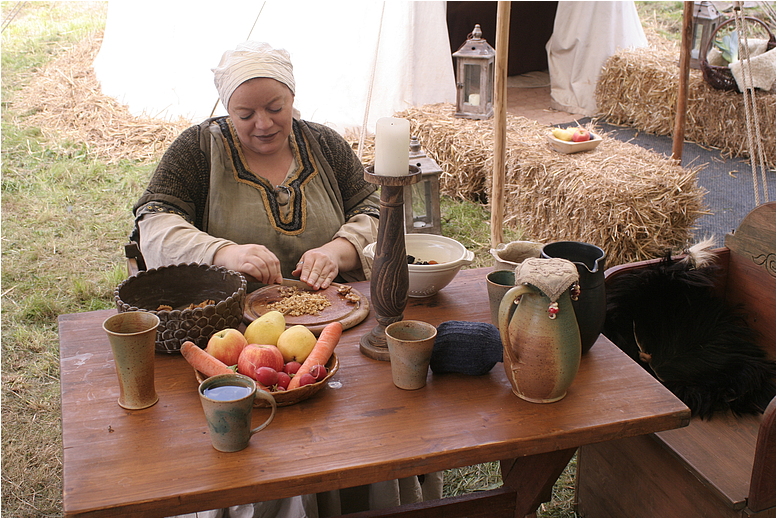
(228, 77), (294, 157)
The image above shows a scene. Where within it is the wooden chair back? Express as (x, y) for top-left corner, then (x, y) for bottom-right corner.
(722, 201), (775, 359)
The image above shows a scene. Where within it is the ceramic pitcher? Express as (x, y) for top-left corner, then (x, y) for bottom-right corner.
(541, 241), (606, 354)
(498, 258), (581, 403)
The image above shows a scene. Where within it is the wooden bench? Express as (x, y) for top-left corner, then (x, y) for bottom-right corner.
(574, 202), (776, 517)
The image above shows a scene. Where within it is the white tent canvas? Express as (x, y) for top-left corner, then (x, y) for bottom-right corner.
(546, 1), (648, 116)
(93, 0), (457, 134)
(94, 1), (648, 132)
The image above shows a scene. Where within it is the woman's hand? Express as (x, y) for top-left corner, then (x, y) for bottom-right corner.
(213, 244), (283, 285)
(292, 238), (359, 290)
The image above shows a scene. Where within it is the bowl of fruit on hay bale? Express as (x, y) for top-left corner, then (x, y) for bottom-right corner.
(364, 234), (475, 298)
(547, 126), (602, 154)
(185, 312), (341, 407)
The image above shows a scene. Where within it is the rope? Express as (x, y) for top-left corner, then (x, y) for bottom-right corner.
(733, 3), (770, 205)
(1, 2), (26, 33)
(357, 2), (386, 161)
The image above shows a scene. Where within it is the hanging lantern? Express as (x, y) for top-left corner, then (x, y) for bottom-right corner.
(452, 24), (495, 120)
(404, 137), (442, 234)
(690, 1), (725, 69)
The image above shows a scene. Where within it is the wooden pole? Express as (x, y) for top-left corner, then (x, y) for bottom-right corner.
(491, 1), (511, 248)
(672, 1), (694, 161)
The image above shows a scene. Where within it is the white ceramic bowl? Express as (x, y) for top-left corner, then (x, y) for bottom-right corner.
(364, 234), (474, 298)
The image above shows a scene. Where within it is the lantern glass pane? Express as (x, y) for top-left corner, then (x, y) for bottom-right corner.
(487, 62), (494, 103)
(409, 180), (432, 226)
(692, 23), (704, 58)
(464, 63), (481, 99)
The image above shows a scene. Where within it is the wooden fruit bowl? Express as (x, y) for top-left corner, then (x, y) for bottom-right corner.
(196, 353), (339, 407)
(547, 132), (602, 154)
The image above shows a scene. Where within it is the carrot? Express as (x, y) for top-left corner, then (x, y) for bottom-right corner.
(286, 321), (342, 390)
(180, 341), (234, 378)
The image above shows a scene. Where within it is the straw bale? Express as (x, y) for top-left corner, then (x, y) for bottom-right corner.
(368, 104), (707, 267)
(12, 31), (191, 164)
(596, 45), (776, 168)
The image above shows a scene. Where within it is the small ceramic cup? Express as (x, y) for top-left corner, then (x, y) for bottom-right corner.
(385, 320), (438, 390)
(198, 373), (277, 452)
(102, 311), (160, 410)
(486, 269), (516, 327)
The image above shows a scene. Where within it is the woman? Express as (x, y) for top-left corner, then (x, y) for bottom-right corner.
(132, 41), (379, 291)
(135, 42), (442, 517)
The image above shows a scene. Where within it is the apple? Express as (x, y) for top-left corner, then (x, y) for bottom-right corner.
(276, 325), (317, 363)
(205, 328), (247, 366)
(571, 129), (591, 142)
(276, 372), (291, 391)
(237, 343), (284, 380)
(244, 310), (286, 346)
(255, 366), (279, 387)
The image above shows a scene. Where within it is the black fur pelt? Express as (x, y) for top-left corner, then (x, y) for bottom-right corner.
(604, 245), (775, 419)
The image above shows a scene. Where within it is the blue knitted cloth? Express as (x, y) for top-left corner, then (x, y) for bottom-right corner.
(430, 321), (503, 376)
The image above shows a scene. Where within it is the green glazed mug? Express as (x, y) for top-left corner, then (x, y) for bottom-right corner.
(198, 373), (277, 452)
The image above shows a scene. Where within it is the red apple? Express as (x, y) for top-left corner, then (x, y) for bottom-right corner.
(237, 344), (284, 380)
(571, 129), (591, 142)
(205, 328), (247, 366)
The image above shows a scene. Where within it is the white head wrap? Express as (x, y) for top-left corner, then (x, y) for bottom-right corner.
(212, 41), (295, 110)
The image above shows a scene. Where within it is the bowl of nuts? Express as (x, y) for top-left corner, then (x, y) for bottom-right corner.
(364, 234), (474, 297)
(114, 263), (246, 353)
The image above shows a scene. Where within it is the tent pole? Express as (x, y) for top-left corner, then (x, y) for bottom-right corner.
(672, 1), (694, 161)
(491, 1), (511, 248)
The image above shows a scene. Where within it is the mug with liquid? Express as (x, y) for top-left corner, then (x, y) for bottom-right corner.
(198, 373), (277, 452)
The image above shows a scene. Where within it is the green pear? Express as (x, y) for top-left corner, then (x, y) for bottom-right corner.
(244, 310), (286, 346)
(276, 325), (317, 363)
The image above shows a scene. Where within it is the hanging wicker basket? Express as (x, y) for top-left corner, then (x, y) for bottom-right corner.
(699, 16), (775, 92)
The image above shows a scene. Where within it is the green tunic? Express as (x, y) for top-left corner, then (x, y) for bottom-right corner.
(133, 117), (379, 279)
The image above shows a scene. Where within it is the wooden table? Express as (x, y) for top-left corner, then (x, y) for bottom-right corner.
(59, 267), (690, 517)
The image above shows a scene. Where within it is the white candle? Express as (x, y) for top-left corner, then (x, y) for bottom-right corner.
(375, 117), (410, 176)
(468, 93), (480, 105)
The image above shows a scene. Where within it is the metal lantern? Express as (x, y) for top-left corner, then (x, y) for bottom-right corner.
(404, 137), (442, 234)
(690, 1), (725, 69)
(452, 24), (495, 120)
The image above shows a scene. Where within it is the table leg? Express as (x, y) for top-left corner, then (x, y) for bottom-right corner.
(500, 447), (578, 516)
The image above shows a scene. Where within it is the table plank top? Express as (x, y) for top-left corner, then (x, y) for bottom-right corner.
(59, 267), (690, 517)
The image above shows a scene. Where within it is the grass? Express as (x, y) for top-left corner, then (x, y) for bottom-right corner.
(1, 2), (687, 517)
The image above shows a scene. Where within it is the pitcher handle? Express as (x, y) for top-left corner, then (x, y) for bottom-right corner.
(498, 284), (533, 361)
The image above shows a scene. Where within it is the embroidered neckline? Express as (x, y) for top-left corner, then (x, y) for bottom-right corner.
(216, 118), (318, 234)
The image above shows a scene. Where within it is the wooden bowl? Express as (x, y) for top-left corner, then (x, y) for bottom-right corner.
(196, 353), (339, 407)
(547, 133), (602, 154)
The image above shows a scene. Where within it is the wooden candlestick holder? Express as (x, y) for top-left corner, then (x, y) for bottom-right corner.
(360, 165), (421, 361)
